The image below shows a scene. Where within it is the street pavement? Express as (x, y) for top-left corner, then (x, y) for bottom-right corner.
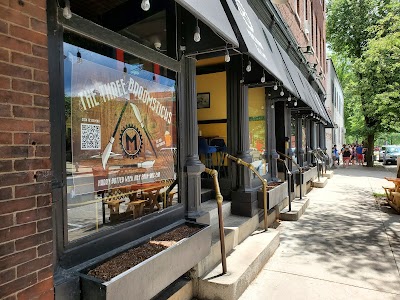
(240, 165), (400, 300)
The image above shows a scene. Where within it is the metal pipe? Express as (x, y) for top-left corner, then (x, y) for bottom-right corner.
(277, 158), (292, 212)
(203, 168), (227, 274)
(277, 151), (303, 199)
(225, 154), (269, 231)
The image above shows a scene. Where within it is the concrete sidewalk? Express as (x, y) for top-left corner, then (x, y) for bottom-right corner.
(240, 165), (400, 300)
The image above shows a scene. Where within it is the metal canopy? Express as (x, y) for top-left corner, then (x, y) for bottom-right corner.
(272, 38), (333, 126)
(176, 0), (239, 47)
(223, 0), (298, 95)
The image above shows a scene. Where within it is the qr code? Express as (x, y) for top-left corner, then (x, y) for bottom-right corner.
(81, 123), (101, 150)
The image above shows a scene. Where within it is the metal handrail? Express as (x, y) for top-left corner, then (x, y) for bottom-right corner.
(225, 154), (269, 231)
(203, 168), (227, 274)
(311, 150), (321, 181)
(277, 151), (304, 200)
(277, 158), (292, 211)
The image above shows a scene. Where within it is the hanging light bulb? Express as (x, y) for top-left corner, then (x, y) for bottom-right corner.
(194, 19), (201, 42)
(246, 59), (251, 72)
(271, 102), (275, 109)
(288, 95), (292, 102)
(225, 48), (230, 62)
(311, 112), (314, 117)
(123, 63), (127, 73)
(261, 70), (265, 83)
(280, 88), (284, 97)
(294, 100), (298, 107)
(273, 82), (278, 90)
(63, 0), (72, 19)
(141, 0), (150, 11)
(77, 49), (82, 64)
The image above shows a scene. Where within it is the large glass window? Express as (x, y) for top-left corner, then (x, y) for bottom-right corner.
(248, 88), (267, 176)
(64, 33), (178, 242)
(291, 117), (297, 163)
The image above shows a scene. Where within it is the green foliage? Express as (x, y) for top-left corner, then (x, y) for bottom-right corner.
(327, 0), (400, 144)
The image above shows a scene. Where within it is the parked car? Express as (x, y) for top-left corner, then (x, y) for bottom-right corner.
(378, 148), (385, 162)
(382, 145), (400, 165)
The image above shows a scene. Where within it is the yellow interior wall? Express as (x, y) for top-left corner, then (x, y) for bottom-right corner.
(196, 71), (227, 142)
(248, 87), (265, 116)
(248, 87), (266, 152)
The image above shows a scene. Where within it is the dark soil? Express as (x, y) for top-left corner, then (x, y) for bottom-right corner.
(266, 181), (282, 191)
(87, 225), (201, 282)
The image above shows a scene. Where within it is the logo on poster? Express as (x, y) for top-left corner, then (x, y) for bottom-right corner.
(119, 124), (143, 159)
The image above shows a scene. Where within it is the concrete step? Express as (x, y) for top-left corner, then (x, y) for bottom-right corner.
(197, 201), (231, 226)
(322, 170), (334, 179)
(279, 198), (310, 221)
(197, 228), (280, 300)
(311, 176), (328, 188)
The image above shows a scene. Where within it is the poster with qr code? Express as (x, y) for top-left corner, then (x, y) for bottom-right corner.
(81, 123), (101, 150)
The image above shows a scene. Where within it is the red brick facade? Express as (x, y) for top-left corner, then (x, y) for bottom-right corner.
(276, 0), (326, 89)
(0, 0), (53, 299)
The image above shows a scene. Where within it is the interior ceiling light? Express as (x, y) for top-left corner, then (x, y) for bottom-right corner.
(280, 88), (284, 97)
(246, 59), (251, 72)
(225, 48), (230, 63)
(273, 82), (278, 90)
(141, 0), (150, 11)
(63, 0), (72, 19)
(194, 19), (201, 42)
(261, 70), (265, 83)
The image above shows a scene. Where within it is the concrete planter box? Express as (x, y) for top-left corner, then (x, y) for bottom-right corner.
(80, 221), (211, 300)
(295, 166), (318, 197)
(257, 181), (288, 210)
(295, 166), (318, 184)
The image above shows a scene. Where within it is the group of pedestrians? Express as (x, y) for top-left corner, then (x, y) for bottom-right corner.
(332, 143), (366, 168)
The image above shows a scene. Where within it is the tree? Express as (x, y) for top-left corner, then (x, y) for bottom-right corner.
(327, 0), (399, 166)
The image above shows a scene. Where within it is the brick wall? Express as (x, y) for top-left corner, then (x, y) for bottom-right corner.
(276, 0), (327, 89)
(0, 0), (53, 299)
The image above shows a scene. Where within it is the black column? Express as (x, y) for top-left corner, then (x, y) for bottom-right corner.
(305, 119), (311, 164)
(296, 116), (304, 166)
(275, 102), (286, 173)
(180, 57), (205, 219)
(227, 55), (257, 217)
(267, 96), (278, 181)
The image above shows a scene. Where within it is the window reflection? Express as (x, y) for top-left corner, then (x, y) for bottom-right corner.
(248, 88), (267, 176)
(64, 33), (178, 242)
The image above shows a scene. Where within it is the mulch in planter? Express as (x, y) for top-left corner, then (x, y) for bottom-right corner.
(87, 225), (201, 282)
(265, 181), (283, 191)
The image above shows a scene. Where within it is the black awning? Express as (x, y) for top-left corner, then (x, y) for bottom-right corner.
(272, 38), (333, 126)
(176, 0), (239, 47)
(223, 0), (299, 96)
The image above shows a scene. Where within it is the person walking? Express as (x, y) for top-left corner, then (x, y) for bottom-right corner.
(332, 145), (339, 168)
(356, 144), (364, 165)
(343, 146), (352, 167)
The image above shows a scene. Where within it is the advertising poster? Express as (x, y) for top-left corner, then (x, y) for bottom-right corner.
(69, 56), (176, 197)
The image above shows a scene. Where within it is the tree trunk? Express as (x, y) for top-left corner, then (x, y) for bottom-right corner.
(366, 133), (374, 167)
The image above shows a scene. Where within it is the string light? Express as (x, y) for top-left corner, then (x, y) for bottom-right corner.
(63, 0), (72, 19)
(271, 102), (274, 109)
(141, 0), (150, 11)
(280, 88), (284, 97)
(261, 70), (265, 83)
(294, 100), (298, 106)
(288, 95), (292, 102)
(273, 82), (278, 90)
(225, 48), (230, 62)
(246, 59), (251, 72)
(194, 19), (201, 42)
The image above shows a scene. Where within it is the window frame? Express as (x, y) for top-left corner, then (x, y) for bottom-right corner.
(50, 7), (185, 269)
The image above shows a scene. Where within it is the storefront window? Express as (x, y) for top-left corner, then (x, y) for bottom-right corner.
(302, 118), (307, 153)
(64, 33), (178, 242)
(248, 88), (267, 176)
(291, 118), (297, 163)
